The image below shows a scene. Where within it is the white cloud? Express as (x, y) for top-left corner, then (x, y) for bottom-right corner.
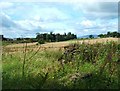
(73, 2), (118, 19)
(0, 2), (118, 38)
(16, 20), (35, 30)
(0, 2), (13, 9)
(0, 12), (17, 28)
(33, 15), (41, 21)
(80, 20), (95, 27)
(0, 13), (40, 37)
(32, 7), (71, 22)
(83, 29), (89, 32)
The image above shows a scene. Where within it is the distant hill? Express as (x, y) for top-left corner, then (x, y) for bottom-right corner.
(79, 35), (98, 38)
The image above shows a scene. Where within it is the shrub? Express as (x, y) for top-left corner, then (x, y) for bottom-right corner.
(38, 39), (45, 44)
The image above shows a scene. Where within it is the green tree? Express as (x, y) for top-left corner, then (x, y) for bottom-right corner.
(38, 39), (45, 44)
(89, 35), (94, 39)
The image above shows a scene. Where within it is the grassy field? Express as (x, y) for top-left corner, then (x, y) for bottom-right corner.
(2, 38), (120, 89)
(5, 37), (119, 48)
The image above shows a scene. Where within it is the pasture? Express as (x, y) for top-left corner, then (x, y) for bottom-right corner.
(2, 38), (120, 89)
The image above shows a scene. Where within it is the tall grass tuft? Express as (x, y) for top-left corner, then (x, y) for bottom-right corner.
(22, 42), (27, 77)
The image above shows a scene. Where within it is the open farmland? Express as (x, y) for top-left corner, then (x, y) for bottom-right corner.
(6, 37), (119, 47)
(1, 1), (120, 90)
(2, 38), (120, 89)
(3, 38), (119, 53)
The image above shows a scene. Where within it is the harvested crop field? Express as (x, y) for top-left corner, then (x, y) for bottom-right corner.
(5, 38), (119, 48)
(3, 38), (119, 53)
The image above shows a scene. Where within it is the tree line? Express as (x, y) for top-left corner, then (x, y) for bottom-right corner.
(98, 31), (120, 38)
(36, 32), (77, 44)
(1, 32), (77, 44)
(2, 31), (119, 44)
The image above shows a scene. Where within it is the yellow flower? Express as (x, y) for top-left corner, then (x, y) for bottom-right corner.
(69, 62), (72, 64)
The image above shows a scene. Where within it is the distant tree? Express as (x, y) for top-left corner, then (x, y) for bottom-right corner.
(98, 31), (120, 38)
(36, 32), (77, 43)
(17, 38), (22, 41)
(63, 33), (67, 41)
(107, 32), (111, 37)
(74, 35), (77, 39)
(43, 33), (47, 40)
(56, 33), (60, 42)
(49, 32), (54, 42)
(66, 32), (72, 40)
(46, 34), (50, 42)
(38, 39), (45, 44)
(30, 38), (37, 42)
(36, 33), (40, 36)
(98, 34), (105, 38)
(89, 35), (94, 39)
(112, 32), (119, 37)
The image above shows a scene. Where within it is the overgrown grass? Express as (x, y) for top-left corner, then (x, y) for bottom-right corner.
(2, 41), (15, 46)
(2, 41), (120, 89)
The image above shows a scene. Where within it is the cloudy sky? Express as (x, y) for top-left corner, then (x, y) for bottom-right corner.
(0, 1), (118, 38)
